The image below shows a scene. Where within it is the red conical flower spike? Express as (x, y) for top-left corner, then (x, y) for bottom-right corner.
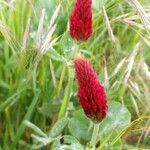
(74, 56), (108, 122)
(69, 0), (92, 41)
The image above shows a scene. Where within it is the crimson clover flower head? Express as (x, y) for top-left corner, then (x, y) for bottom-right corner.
(69, 0), (92, 41)
(74, 56), (108, 122)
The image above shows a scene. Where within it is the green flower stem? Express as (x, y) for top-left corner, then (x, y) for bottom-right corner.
(56, 65), (66, 97)
(58, 42), (79, 119)
(90, 123), (100, 148)
(58, 67), (73, 119)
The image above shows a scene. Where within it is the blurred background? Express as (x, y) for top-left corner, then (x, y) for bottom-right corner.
(0, 0), (150, 149)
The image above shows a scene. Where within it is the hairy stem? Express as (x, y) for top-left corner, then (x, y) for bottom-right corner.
(90, 123), (100, 148)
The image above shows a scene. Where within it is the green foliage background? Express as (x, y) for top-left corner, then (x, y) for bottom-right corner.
(0, 0), (150, 149)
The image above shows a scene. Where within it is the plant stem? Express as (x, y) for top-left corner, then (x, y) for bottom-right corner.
(58, 67), (73, 119)
(56, 65), (66, 97)
(90, 123), (100, 148)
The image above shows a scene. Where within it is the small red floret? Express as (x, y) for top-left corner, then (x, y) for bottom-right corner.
(74, 56), (108, 122)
